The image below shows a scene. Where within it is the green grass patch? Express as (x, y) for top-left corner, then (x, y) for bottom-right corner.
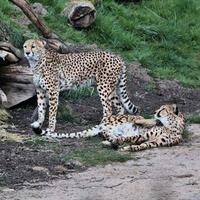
(144, 81), (156, 92)
(57, 104), (80, 123)
(185, 113), (200, 124)
(1, 0), (200, 87)
(26, 136), (132, 166)
(182, 128), (191, 140)
(64, 137), (132, 166)
(61, 86), (96, 100)
(26, 136), (48, 146)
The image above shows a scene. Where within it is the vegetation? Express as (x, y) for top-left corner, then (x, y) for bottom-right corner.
(64, 137), (132, 166)
(57, 103), (80, 123)
(0, 0), (200, 87)
(1, 0), (200, 87)
(61, 86), (96, 100)
(185, 113), (200, 124)
(27, 136), (132, 166)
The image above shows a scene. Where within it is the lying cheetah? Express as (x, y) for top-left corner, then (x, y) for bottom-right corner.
(45, 104), (184, 152)
(23, 39), (138, 135)
(117, 104), (185, 152)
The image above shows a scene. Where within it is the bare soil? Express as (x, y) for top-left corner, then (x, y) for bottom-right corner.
(1, 124), (200, 200)
(0, 62), (200, 199)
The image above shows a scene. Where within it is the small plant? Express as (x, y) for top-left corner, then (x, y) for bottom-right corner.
(144, 81), (156, 92)
(185, 113), (200, 124)
(61, 86), (96, 100)
(0, 108), (10, 124)
(182, 129), (191, 140)
(26, 137), (47, 146)
(57, 104), (79, 123)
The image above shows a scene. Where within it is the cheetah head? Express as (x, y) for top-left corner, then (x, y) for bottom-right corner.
(23, 39), (46, 62)
(154, 104), (180, 125)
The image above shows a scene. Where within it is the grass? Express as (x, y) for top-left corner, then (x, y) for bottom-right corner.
(144, 81), (156, 92)
(182, 129), (191, 140)
(61, 86), (96, 100)
(57, 104), (80, 123)
(64, 137), (132, 166)
(185, 113), (200, 124)
(0, 108), (10, 124)
(1, 0), (200, 87)
(26, 136), (132, 166)
(58, 86), (96, 122)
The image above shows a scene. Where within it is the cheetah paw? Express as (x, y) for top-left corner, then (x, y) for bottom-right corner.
(31, 121), (40, 129)
(31, 122), (42, 135)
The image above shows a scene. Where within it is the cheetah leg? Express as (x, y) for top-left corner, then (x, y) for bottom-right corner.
(119, 134), (181, 152)
(119, 140), (159, 152)
(46, 89), (59, 133)
(97, 85), (113, 122)
(31, 88), (47, 134)
(110, 90), (125, 114)
(168, 134), (182, 146)
(134, 119), (157, 127)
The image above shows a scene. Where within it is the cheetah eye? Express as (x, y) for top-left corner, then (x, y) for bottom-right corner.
(32, 45), (35, 49)
(24, 45), (27, 48)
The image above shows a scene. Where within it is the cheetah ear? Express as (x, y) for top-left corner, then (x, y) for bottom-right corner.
(39, 37), (48, 48)
(41, 39), (47, 47)
(173, 104), (179, 115)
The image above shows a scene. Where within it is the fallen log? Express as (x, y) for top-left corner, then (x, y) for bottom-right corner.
(0, 42), (23, 64)
(63, 0), (96, 28)
(0, 65), (35, 108)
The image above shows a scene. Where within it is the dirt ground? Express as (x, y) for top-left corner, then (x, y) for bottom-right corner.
(0, 62), (200, 199)
(1, 124), (200, 200)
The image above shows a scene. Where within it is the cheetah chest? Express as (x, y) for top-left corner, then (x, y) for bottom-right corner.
(33, 74), (46, 89)
(107, 122), (139, 137)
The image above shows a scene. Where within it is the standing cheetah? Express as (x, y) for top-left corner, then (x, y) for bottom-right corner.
(23, 39), (138, 135)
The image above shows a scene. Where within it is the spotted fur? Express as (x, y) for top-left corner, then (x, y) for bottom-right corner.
(118, 104), (185, 152)
(44, 104), (184, 152)
(23, 39), (138, 134)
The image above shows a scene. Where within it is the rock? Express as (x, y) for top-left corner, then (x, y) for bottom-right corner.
(32, 2), (48, 16)
(65, 159), (83, 169)
(54, 165), (68, 174)
(14, 2), (48, 26)
(1, 188), (15, 192)
(32, 166), (49, 174)
(128, 62), (152, 82)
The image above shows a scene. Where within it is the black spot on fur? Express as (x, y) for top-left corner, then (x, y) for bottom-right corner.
(161, 138), (166, 142)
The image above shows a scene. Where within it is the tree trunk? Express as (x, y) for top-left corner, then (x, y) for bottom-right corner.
(9, 0), (98, 53)
(63, 0), (96, 28)
(9, 0), (58, 39)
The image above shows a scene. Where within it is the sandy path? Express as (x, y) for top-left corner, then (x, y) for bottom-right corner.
(1, 124), (200, 200)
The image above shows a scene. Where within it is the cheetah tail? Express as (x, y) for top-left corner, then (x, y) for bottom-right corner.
(45, 125), (102, 139)
(118, 65), (138, 114)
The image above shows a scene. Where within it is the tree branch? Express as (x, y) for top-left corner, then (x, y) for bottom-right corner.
(9, 0), (58, 39)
